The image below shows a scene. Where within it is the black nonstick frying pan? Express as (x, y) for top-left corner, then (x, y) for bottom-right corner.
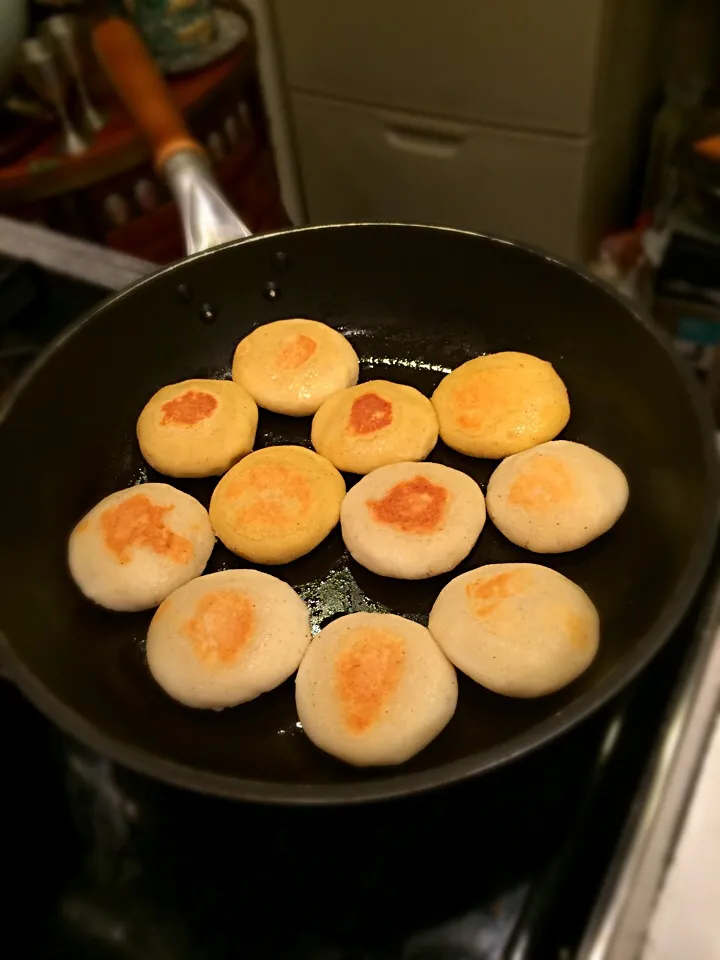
(0, 20), (717, 803)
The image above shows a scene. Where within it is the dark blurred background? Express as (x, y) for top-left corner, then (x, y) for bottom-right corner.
(3, 0), (720, 419)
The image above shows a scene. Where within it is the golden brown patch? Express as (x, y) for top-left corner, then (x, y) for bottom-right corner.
(368, 476), (448, 533)
(100, 494), (192, 565)
(348, 392), (393, 435)
(75, 518), (89, 534)
(182, 590), (254, 664)
(507, 455), (575, 512)
(228, 464), (312, 530)
(466, 570), (533, 620)
(453, 369), (509, 431)
(275, 333), (317, 370)
(161, 390), (218, 426)
(334, 628), (405, 734)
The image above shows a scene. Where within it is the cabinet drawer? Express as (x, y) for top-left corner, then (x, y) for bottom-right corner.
(274, 0), (605, 135)
(291, 92), (590, 259)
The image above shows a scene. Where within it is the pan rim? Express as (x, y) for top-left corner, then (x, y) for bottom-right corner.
(0, 221), (717, 804)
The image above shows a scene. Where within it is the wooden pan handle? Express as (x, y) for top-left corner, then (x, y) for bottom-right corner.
(92, 17), (204, 170)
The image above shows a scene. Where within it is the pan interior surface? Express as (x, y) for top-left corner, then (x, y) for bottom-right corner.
(0, 224), (715, 800)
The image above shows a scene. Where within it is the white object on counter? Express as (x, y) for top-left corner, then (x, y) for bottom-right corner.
(642, 713), (720, 960)
(577, 577), (720, 960)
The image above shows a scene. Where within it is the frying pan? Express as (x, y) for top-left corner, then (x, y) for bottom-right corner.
(0, 20), (716, 804)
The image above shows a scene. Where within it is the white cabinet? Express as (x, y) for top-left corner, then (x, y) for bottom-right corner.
(292, 92), (593, 258)
(276, 0), (613, 136)
(264, 0), (659, 259)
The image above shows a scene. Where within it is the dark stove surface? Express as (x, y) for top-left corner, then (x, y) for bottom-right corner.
(6, 609), (702, 960)
(0, 255), (107, 398)
(0, 254), (710, 960)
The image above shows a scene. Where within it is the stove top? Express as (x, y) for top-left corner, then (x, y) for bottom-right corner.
(0, 255), (107, 398)
(7, 604), (706, 960)
(0, 251), (714, 960)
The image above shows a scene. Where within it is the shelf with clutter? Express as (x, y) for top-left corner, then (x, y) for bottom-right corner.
(0, 4), (289, 263)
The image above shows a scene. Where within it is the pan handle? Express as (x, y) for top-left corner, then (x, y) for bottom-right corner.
(92, 17), (252, 253)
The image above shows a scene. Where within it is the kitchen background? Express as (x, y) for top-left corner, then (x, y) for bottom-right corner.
(2, 0), (720, 418)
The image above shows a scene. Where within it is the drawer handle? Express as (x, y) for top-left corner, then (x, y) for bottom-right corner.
(384, 124), (464, 159)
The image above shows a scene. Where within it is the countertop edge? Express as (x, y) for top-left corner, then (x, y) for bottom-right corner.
(0, 215), (156, 291)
